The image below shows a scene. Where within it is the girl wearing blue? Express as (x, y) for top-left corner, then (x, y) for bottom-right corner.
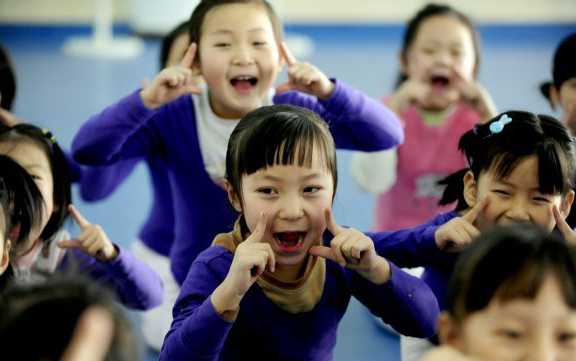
(161, 104), (438, 361)
(0, 124), (163, 310)
(71, 0), (403, 290)
(369, 110), (576, 360)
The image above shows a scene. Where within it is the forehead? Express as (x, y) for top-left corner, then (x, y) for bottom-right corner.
(201, 3), (275, 37)
(481, 156), (539, 186)
(0, 139), (50, 170)
(414, 15), (473, 45)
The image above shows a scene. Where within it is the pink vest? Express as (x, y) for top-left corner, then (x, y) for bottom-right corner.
(373, 102), (479, 230)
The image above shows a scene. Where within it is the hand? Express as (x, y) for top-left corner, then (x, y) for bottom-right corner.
(420, 346), (482, 361)
(553, 204), (576, 245)
(454, 72), (497, 122)
(140, 42), (202, 109)
(58, 205), (118, 261)
(387, 78), (459, 115)
(276, 42), (335, 99)
(309, 208), (391, 284)
(58, 307), (114, 361)
(435, 198), (487, 251)
(562, 103), (576, 135)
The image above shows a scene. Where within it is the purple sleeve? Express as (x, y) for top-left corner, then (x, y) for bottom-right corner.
(79, 159), (140, 201)
(161, 249), (234, 361)
(366, 213), (459, 268)
(71, 90), (161, 165)
(59, 245), (163, 310)
(349, 261), (440, 338)
(273, 79), (404, 151)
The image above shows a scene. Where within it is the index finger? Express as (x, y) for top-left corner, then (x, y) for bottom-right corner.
(553, 204), (573, 236)
(280, 41), (297, 66)
(462, 197), (488, 223)
(180, 42), (197, 69)
(245, 212), (267, 243)
(68, 205), (91, 228)
(325, 208), (343, 236)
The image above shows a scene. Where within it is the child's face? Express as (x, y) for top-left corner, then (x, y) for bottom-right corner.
(0, 140), (54, 252)
(467, 156), (572, 232)
(234, 154), (334, 268)
(446, 275), (576, 360)
(198, 3), (282, 119)
(404, 15), (476, 98)
(553, 77), (576, 114)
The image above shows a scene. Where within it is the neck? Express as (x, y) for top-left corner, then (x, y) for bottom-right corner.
(272, 258), (307, 282)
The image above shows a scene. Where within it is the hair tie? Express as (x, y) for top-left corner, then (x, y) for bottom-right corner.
(488, 114), (512, 135)
(41, 129), (57, 144)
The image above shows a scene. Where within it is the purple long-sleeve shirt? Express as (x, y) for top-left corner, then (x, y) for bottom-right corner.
(72, 79), (404, 284)
(367, 211), (460, 310)
(160, 233), (439, 361)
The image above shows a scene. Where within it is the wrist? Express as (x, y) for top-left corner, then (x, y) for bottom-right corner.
(319, 80), (335, 100)
(358, 257), (391, 285)
(139, 89), (161, 109)
(212, 281), (243, 318)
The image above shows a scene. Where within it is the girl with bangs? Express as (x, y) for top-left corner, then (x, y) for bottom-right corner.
(161, 105), (438, 361)
(367, 110), (576, 359)
(422, 224), (576, 361)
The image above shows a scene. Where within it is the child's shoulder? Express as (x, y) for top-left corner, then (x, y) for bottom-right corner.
(192, 245), (234, 270)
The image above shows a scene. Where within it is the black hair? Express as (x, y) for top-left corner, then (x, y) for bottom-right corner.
(0, 155), (43, 291)
(395, 3), (480, 88)
(0, 124), (72, 242)
(446, 224), (576, 323)
(188, 0), (283, 64)
(439, 111), (576, 211)
(0, 42), (16, 111)
(225, 104), (337, 207)
(160, 20), (190, 69)
(540, 32), (576, 107)
(0, 274), (138, 361)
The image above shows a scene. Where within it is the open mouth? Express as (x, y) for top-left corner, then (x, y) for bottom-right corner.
(273, 231), (306, 252)
(230, 75), (258, 94)
(430, 75), (450, 91)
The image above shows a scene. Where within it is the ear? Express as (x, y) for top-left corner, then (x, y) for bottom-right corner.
(560, 190), (575, 219)
(550, 85), (561, 108)
(437, 312), (465, 351)
(0, 239), (11, 275)
(224, 180), (242, 213)
(463, 170), (477, 208)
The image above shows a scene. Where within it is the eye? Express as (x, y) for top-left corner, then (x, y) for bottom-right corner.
(498, 329), (524, 340)
(30, 174), (42, 181)
(422, 47), (435, 55)
(559, 332), (576, 343)
(451, 49), (462, 58)
(493, 189), (510, 197)
(215, 43), (230, 48)
(253, 41), (267, 47)
(304, 186), (322, 193)
(257, 187), (277, 195)
(533, 196), (550, 203)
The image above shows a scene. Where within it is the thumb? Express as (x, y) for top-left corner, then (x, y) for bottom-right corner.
(57, 239), (84, 250)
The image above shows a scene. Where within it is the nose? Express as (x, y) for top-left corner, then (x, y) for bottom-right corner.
(433, 49), (451, 67)
(232, 44), (254, 66)
(527, 335), (556, 361)
(505, 197), (530, 222)
(278, 196), (304, 221)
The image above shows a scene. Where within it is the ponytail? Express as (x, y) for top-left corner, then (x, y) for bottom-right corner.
(438, 168), (470, 211)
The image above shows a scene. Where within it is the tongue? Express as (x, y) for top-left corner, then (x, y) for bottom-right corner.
(232, 80), (253, 91)
(278, 232), (300, 244)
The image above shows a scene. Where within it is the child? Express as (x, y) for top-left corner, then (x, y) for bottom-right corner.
(71, 0), (403, 288)
(0, 274), (138, 361)
(161, 104), (438, 360)
(540, 32), (576, 228)
(421, 224), (576, 361)
(352, 3), (497, 231)
(0, 123), (163, 311)
(0, 155), (43, 291)
(369, 110), (576, 360)
(0, 42), (19, 125)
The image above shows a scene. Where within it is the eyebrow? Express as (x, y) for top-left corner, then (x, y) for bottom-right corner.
(210, 28), (267, 35)
(493, 180), (540, 191)
(259, 172), (325, 182)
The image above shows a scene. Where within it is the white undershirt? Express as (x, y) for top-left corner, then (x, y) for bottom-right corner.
(193, 84), (274, 183)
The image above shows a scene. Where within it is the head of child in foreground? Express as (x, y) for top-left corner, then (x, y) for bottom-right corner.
(188, 0), (284, 118)
(398, 3), (480, 108)
(439, 224), (576, 360)
(541, 32), (576, 115)
(440, 111), (576, 231)
(225, 104), (337, 267)
(0, 124), (71, 257)
(0, 155), (43, 289)
(0, 274), (137, 361)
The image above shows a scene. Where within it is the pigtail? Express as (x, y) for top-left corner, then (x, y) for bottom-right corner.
(438, 168), (469, 211)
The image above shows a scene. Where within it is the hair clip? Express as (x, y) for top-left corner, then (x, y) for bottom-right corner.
(42, 129), (57, 144)
(489, 114), (512, 135)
